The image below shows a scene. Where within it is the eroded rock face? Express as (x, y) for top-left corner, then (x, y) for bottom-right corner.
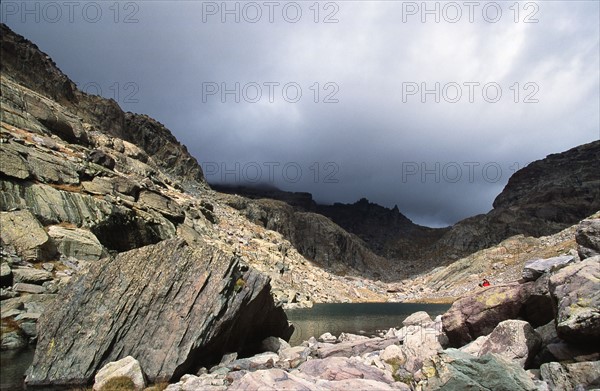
(549, 257), (600, 343)
(442, 284), (531, 347)
(0, 210), (55, 261)
(540, 361), (600, 391)
(576, 218), (600, 259)
(233, 198), (386, 274)
(26, 238), (292, 387)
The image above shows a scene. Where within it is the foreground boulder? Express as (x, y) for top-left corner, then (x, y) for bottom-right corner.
(540, 360), (600, 391)
(477, 320), (541, 368)
(26, 238), (293, 387)
(314, 337), (399, 358)
(400, 325), (444, 372)
(402, 311), (432, 327)
(420, 349), (538, 391)
(549, 257), (600, 343)
(522, 256), (575, 282)
(47, 225), (103, 261)
(576, 218), (600, 259)
(298, 356), (394, 383)
(442, 283), (531, 347)
(0, 210), (55, 261)
(229, 369), (316, 390)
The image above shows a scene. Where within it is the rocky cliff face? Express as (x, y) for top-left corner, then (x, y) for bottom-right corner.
(214, 193), (393, 278)
(317, 198), (448, 260)
(435, 141), (600, 256)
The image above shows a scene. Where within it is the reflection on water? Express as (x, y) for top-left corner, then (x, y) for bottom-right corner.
(286, 302), (450, 346)
(0, 347), (34, 391)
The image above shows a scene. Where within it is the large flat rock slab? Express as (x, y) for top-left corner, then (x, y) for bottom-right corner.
(26, 238), (292, 387)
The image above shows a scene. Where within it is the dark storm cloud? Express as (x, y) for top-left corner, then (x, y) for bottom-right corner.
(3, 1), (599, 227)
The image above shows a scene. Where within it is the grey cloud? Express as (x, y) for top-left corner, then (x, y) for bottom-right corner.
(3, 0), (598, 227)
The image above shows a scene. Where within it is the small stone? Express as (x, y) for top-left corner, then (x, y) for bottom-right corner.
(260, 336), (290, 353)
(93, 356), (146, 391)
(12, 268), (53, 285)
(13, 283), (45, 294)
(403, 311), (433, 327)
(0, 287), (18, 300)
(318, 332), (337, 343)
(1, 263), (13, 287)
(380, 344), (403, 362)
(1, 308), (24, 318)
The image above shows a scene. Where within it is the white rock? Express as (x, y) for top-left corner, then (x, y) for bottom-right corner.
(318, 332), (337, 343)
(402, 311), (432, 327)
(93, 356), (146, 390)
(380, 344), (404, 362)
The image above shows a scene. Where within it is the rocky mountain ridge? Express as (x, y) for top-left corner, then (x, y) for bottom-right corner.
(1, 23), (207, 193)
(213, 140), (600, 279)
(214, 185), (449, 262)
(435, 140), (600, 257)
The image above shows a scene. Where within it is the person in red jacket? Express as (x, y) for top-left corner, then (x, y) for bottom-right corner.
(481, 278), (491, 287)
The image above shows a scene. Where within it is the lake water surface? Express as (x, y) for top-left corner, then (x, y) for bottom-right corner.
(0, 347), (35, 391)
(286, 302), (451, 346)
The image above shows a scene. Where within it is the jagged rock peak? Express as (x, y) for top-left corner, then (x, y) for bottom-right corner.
(333, 197), (413, 222)
(0, 23), (77, 104)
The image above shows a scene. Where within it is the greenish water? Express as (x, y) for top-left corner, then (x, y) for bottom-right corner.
(286, 302), (450, 346)
(0, 347), (34, 391)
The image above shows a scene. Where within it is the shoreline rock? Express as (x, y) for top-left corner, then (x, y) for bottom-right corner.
(25, 238), (293, 387)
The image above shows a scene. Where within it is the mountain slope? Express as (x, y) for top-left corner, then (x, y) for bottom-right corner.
(435, 141), (600, 257)
(0, 23), (388, 310)
(0, 23), (206, 193)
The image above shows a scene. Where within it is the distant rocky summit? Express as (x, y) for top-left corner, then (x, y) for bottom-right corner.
(435, 140), (600, 256)
(316, 198), (448, 261)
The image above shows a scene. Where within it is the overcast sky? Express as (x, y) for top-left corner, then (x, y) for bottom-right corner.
(3, 1), (599, 227)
